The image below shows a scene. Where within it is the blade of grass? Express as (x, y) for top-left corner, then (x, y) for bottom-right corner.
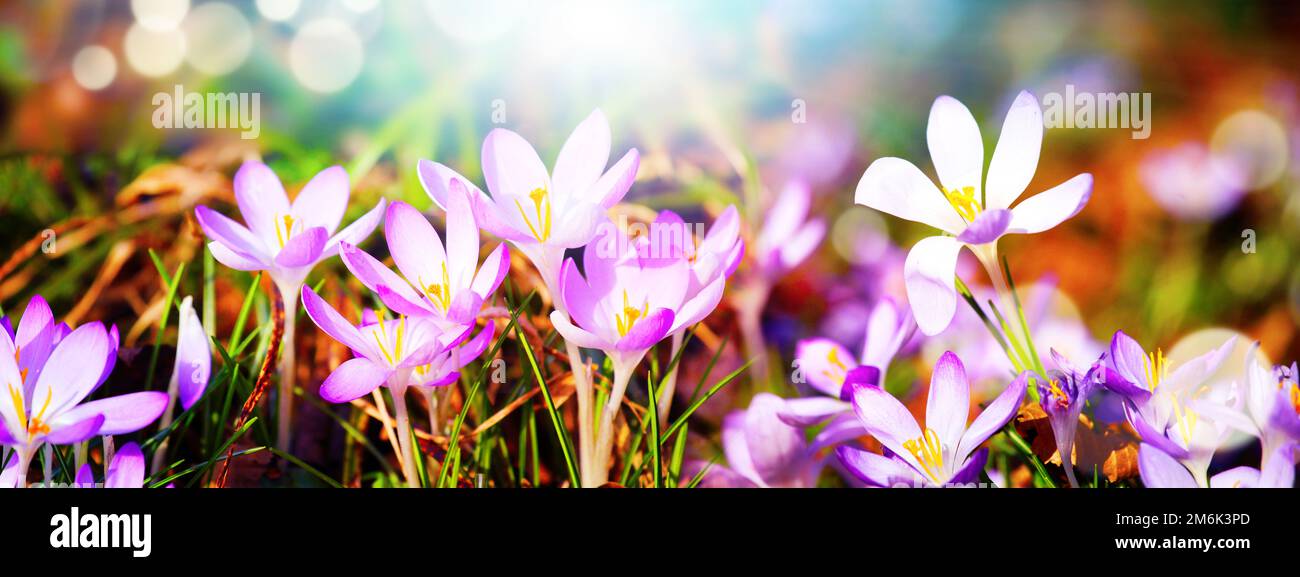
(516, 322), (579, 487)
(268, 447), (344, 488)
(662, 359), (753, 444)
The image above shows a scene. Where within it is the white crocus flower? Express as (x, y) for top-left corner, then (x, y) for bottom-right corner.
(855, 91), (1093, 335)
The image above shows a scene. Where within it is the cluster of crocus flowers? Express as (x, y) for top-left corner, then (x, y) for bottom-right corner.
(419, 110), (640, 487)
(780, 298), (915, 451)
(195, 162), (385, 452)
(855, 91), (1093, 336)
(836, 352), (1028, 487)
(0, 297), (168, 487)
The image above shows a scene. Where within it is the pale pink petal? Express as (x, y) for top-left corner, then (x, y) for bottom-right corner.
(926, 95), (985, 196)
(902, 235), (964, 336)
(855, 157), (965, 235)
(290, 165), (349, 234)
(984, 91), (1044, 210)
(1006, 173), (1092, 235)
(551, 109), (611, 202)
(233, 161), (291, 250)
(925, 351), (971, 453)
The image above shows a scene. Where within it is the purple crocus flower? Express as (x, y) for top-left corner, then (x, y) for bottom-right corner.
(194, 162), (386, 294)
(1, 295), (118, 398)
(1139, 442), (1294, 488)
(339, 191), (509, 327)
(74, 442), (145, 489)
(1139, 142), (1248, 222)
(151, 296), (211, 473)
(836, 352), (1029, 487)
(779, 298), (915, 452)
(418, 110), (639, 298)
(0, 321), (167, 484)
(1034, 349), (1112, 487)
(692, 393), (822, 488)
(195, 161), (386, 452)
(1232, 346), (1300, 468)
(301, 287), (470, 404)
(754, 180), (825, 280)
(1106, 330), (1239, 486)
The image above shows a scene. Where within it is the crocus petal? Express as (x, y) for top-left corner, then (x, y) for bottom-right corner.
(558, 258), (603, 334)
(591, 149), (640, 209)
(233, 161), (291, 250)
(1107, 330), (1150, 391)
(614, 308), (673, 352)
(855, 157), (965, 235)
(926, 95), (984, 197)
(669, 275), (725, 335)
(836, 446), (919, 487)
(417, 159), (474, 211)
(721, 411), (761, 485)
(548, 311), (608, 350)
(955, 208), (1011, 244)
(207, 241), (267, 271)
(984, 91), (1044, 211)
(14, 294), (53, 350)
(809, 412), (869, 453)
(482, 128), (551, 206)
(446, 291), (485, 325)
(175, 297), (212, 410)
(743, 393), (809, 485)
(194, 205), (268, 261)
(777, 397), (851, 427)
(1138, 443), (1198, 488)
(1267, 386), (1300, 440)
(338, 242), (433, 316)
(552, 109), (611, 200)
(57, 391), (169, 436)
(104, 442), (145, 488)
(274, 226), (328, 268)
(795, 338), (857, 398)
(0, 335), (24, 440)
(1258, 444), (1296, 488)
(31, 322), (109, 417)
(320, 358), (391, 403)
(323, 199), (387, 257)
(44, 414), (104, 444)
(290, 165), (349, 234)
(946, 447), (989, 486)
(777, 219), (826, 272)
(301, 286), (371, 356)
(445, 180), (482, 293)
(926, 351), (971, 453)
(840, 366), (882, 401)
(955, 370), (1029, 463)
(455, 323), (496, 368)
(903, 235), (964, 336)
(547, 201), (605, 249)
(1127, 402), (1190, 459)
(1209, 466), (1261, 489)
(75, 464), (94, 487)
(762, 181), (811, 242)
(470, 243), (510, 302)
(1006, 173), (1092, 235)
(850, 382), (924, 471)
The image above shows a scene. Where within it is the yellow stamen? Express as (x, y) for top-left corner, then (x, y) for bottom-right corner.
(943, 186), (982, 222)
(275, 214), (296, 250)
(1171, 400), (1198, 446)
(8, 384), (52, 437)
(15, 346), (27, 384)
(420, 262), (453, 312)
(614, 290), (648, 337)
(513, 187), (552, 242)
(1142, 348), (1167, 391)
(902, 428), (945, 482)
(1048, 379), (1069, 409)
(822, 348), (849, 385)
(369, 310), (407, 365)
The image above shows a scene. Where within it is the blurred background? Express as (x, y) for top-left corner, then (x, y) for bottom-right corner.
(1, 0), (1299, 464)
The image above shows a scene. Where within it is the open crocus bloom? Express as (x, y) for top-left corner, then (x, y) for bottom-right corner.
(837, 352), (1028, 487)
(1106, 331), (1239, 486)
(1139, 442), (1294, 488)
(1, 295), (118, 398)
(74, 442), (145, 488)
(755, 181), (825, 279)
(194, 162), (386, 292)
(549, 223), (724, 369)
(0, 322), (167, 455)
(339, 193), (509, 326)
(418, 109), (639, 296)
(779, 298), (915, 450)
(855, 91), (1093, 335)
(301, 287), (470, 403)
(696, 393), (822, 488)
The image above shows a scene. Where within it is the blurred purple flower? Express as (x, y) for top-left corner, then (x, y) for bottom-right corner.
(1139, 442), (1294, 488)
(74, 442), (145, 489)
(692, 393), (822, 488)
(754, 180), (826, 280)
(1139, 142), (1248, 221)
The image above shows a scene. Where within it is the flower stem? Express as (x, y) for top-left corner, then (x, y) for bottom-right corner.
(15, 446), (34, 488)
(739, 280), (772, 386)
(539, 254), (596, 488)
(276, 283), (299, 454)
(150, 369), (182, 474)
(388, 373), (420, 488)
(590, 358), (636, 487)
